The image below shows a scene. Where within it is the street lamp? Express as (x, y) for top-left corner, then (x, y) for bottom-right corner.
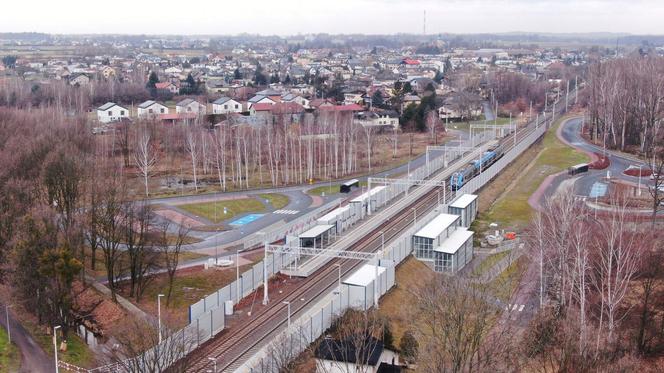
(208, 357), (217, 373)
(638, 165), (643, 196)
(5, 305), (11, 344)
(157, 294), (165, 344)
(282, 301), (291, 328)
(53, 325), (61, 373)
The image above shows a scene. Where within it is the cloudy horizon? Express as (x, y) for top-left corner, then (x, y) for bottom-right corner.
(1, 0), (663, 36)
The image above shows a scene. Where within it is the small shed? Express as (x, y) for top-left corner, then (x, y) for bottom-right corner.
(448, 194), (478, 228)
(434, 228), (474, 273)
(299, 224), (335, 248)
(343, 264), (393, 311)
(412, 213), (460, 260)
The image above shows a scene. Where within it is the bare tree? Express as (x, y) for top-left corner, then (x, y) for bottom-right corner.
(155, 220), (190, 306)
(108, 318), (196, 373)
(134, 130), (157, 197)
(185, 129), (199, 192)
(412, 275), (517, 373)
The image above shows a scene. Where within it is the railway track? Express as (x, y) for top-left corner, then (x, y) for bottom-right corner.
(188, 107), (562, 372)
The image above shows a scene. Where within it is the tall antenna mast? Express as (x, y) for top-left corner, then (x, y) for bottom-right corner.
(423, 10), (427, 36)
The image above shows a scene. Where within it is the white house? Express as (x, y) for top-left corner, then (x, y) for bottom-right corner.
(176, 98), (207, 115)
(247, 95), (277, 109)
(97, 102), (129, 123)
(137, 100), (169, 119)
(281, 93), (310, 108)
(212, 97), (242, 114)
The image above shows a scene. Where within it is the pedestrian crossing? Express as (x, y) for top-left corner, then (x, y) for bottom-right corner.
(505, 304), (526, 312)
(273, 209), (299, 215)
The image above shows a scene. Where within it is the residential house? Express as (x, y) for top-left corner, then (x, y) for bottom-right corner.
(401, 94), (421, 112)
(281, 93), (310, 108)
(247, 95), (277, 109)
(212, 97), (243, 114)
(437, 91), (483, 120)
(176, 98), (207, 115)
(68, 73), (90, 86)
(155, 81), (179, 95)
(315, 336), (401, 373)
(97, 102), (129, 123)
(137, 100), (169, 119)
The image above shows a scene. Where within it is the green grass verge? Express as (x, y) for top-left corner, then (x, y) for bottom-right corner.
(258, 193), (290, 209)
(480, 116), (590, 228)
(178, 198), (265, 224)
(487, 258), (525, 302)
(29, 326), (94, 368)
(0, 327), (20, 372)
(307, 181), (368, 197)
(472, 250), (512, 276)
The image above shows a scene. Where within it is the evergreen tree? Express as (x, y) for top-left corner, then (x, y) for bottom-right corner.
(234, 67), (242, 80)
(371, 90), (384, 108)
(146, 71), (159, 97)
(400, 330), (419, 363)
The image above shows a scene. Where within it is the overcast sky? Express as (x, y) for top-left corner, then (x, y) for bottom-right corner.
(1, 0), (662, 36)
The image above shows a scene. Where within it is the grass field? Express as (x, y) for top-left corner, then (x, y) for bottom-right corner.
(472, 250), (512, 276)
(478, 116), (589, 230)
(378, 257), (435, 347)
(178, 198), (265, 224)
(0, 327), (20, 372)
(25, 322), (95, 368)
(258, 193), (289, 209)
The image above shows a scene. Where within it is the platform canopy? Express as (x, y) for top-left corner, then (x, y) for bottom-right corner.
(299, 224), (335, 239)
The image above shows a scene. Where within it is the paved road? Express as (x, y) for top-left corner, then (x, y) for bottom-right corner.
(0, 303), (52, 373)
(559, 117), (652, 197)
(483, 101), (496, 121)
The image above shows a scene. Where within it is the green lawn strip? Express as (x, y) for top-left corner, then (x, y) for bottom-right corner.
(22, 319), (94, 368)
(0, 327), (20, 372)
(487, 257), (526, 302)
(178, 198), (265, 224)
(480, 116), (590, 228)
(472, 250), (512, 276)
(307, 181), (368, 197)
(258, 193), (290, 209)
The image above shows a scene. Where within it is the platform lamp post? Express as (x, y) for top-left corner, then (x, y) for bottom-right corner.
(53, 325), (61, 373)
(283, 301), (291, 329)
(157, 294), (165, 344)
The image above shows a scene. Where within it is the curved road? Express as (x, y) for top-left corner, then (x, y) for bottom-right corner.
(0, 302), (52, 373)
(559, 117), (652, 196)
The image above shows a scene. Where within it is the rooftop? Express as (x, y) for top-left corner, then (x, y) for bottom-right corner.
(449, 194), (478, 209)
(414, 213), (459, 239)
(299, 224), (334, 239)
(343, 264), (386, 287)
(434, 228), (474, 254)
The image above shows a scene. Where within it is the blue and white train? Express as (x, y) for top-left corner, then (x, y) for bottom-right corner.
(450, 144), (504, 191)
